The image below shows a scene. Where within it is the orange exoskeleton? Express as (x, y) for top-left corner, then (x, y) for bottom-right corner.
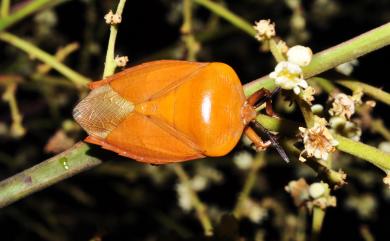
(73, 60), (288, 164)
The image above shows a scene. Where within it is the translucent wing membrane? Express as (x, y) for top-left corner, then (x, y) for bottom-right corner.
(73, 85), (134, 138)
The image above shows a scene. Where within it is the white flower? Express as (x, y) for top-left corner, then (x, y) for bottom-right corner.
(329, 93), (355, 119)
(335, 59), (359, 76)
(311, 104), (324, 114)
(384, 173), (390, 189)
(299, 117), (338, 161)
(191, 176), (208, 191)
(233, 151), (253, 170)
(269, 61), (308, 94)
(309, 183), (326, 199)
(253, 19), (275, 41)
(287, 45), (313, 67)
(241, 199), (268, 223)
(379, 142), (390, 153)
(176, 183), (192, 212)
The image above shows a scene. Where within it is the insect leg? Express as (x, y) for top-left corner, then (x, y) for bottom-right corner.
(253, 87), (281, 117)
(252, 121), (290, 163)
(244, 126), (271, 150)
(247, 88), (271, 106)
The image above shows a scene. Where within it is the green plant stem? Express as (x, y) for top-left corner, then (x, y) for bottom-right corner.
(2, 83), (25, 137)
(0, 0), (62, 31)
(255, 114), (299, 135)
(335, 134), (390, 172)
(233, 152), (264, 218)
(303, 23), (390, 78)
(296, 207), (307, 241)
(172, 164), (213, 236)
(37, 42), (80, 75)
(371, 119), (390, 142)
(181, 0), (199, 61)
(360, 225), (375, 241)
(0, 142), (102, 208)
(311, 207), (325, 241)
(244, 22), (390, 97)
(267, 116), (390, 176)
(0, 0), (10, 18)
(182, 0), (193, 34)
(194, 0), (255, 36)
(337, 80), (390, 105)
(102, 0), (127, 78)
(0, 32), (90, 87)
(297, 97), (315, 127)
(269, 38), (286, 62)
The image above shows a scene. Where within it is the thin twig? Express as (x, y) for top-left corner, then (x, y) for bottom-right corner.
(233, 152), (265, 218)
(2, 82), (25, 137)
(172, 164), (213, 236)
(269, 38), (286, 63)
(336, 134), (390, 172)
(102, 0), (127, 78)
(371, 119), (390, 142)
(37, 42), (80, 75)
(0, 0), (10, 18)
(0, 142), (101, 208)
(296, 97), (315, 128)
(0, 32), (90, 87)
(181, 0), (199, 61)
(311, 207), (325, 241)
(337, 80), (390, 105)
(194, 0), (255, 36)
(0, 0), (63, 31)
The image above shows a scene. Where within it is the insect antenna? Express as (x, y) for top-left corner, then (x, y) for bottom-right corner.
(254, 87), (281, 109)
(252, 121), (290, 163)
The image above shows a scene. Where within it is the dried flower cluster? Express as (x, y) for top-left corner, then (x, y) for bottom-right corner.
(115, 55), (129, 67)
(253, 19), (276, 41)
(104, 10), (122, 24)
(299, 116), (338, 161)
(286, 179), (336, 210)
(240, 199), (268, 223)
(329, 93), (356, 119)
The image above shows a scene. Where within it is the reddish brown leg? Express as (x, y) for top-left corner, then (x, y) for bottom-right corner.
(247, 88), (271, 106)
(247, 88), (278, 117)
(244, 126), (271, 151)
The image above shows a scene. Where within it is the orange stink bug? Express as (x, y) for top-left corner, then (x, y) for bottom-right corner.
(73, 60), (288, 164)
